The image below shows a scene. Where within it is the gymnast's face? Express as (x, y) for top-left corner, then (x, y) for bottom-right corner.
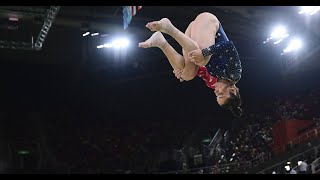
(213, 81), (236, 106)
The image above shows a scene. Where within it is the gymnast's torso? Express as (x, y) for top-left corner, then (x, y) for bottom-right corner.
(204, 23), (242, 83)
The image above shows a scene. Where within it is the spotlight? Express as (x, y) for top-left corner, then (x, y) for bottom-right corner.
(97, 45), (104, 49)
(96, 43), (113, 49)
(282, 38), (302, 54)
(299, 6), (320, 15)
(270, 26), (288, 40)
(82, 32), (90, 37)
(263, 25), (289, 44)
(91, 33), (99, 36)
(112, 38), (129, 48)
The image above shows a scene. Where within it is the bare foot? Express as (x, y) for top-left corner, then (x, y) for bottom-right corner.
(145, 18), (175, 35)
(138, 31), (166, 48)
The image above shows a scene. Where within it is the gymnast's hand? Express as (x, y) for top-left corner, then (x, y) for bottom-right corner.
(188, 49), (206, 66)
(173, 69), (184, 82)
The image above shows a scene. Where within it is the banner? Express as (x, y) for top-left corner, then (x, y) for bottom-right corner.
(123, 6), (142, 30)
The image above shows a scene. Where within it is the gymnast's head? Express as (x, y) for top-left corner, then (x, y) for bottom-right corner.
(213, 80), (242, 117)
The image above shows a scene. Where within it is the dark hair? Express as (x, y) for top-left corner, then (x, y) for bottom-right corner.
(221, 87), (242, 117)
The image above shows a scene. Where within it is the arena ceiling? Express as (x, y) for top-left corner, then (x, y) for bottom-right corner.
(0, 6), (319, 74)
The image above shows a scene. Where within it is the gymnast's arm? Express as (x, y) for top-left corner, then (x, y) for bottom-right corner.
(173, 41), (228, 81)
(177, 45), (215, 81)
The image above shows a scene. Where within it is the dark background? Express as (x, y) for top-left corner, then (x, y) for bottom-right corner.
(0, 6), (319, 173)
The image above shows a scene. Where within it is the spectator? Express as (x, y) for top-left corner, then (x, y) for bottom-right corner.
(298, 160), (308, 174)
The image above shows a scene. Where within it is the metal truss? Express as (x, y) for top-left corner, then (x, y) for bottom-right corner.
(33, 6), (60, 50)
(0, 6), (60, 51)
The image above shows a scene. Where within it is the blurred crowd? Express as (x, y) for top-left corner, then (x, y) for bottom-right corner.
(40, 88), (320, 174)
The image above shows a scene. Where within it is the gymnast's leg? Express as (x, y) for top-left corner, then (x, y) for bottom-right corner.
(145, 12), (219, 59)
(138, 31), (185, 70)
(139, 22), (199, 81)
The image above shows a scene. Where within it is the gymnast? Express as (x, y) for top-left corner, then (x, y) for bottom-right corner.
(139, 12), (243, 117)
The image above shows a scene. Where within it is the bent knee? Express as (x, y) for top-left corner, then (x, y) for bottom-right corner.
(197, 12), (217, 19)
(182, 69), (197, 81)
(195, 12), (219, 24)
(183, 75), (196, 81)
